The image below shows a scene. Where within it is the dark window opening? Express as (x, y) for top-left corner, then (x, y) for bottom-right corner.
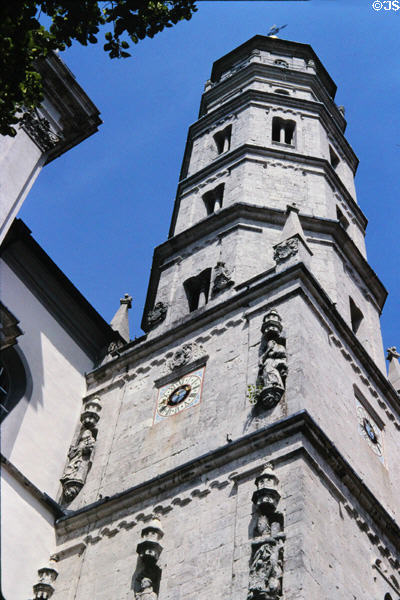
(274, 59), (289, 68)
(0, 346), (27, 423)
(350, 297), (364, 335)
(203, 183), (224, 215)
(329, 145), (340, 169)
(272, 117), (296, 145)
(184, 268), (212, 312)
(336, 206), (349, 230)
(274, 88), (290, 96)
(384, 595), (393, 600)
(214, 125), (231, 155)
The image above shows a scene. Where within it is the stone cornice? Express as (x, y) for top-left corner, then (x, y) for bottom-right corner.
(171, 143), (366, 239)
(209, 36), (337, 98)
(33, 52), (101, 164)
(55, 410), (400, 558)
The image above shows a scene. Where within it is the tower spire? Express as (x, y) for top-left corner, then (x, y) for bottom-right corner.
(110, 293), (132, 342)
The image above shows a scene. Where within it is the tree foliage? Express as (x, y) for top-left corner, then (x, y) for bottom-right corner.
(0, 1), (197, 136)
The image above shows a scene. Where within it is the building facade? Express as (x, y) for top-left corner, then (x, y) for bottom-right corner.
(0, 54), (120, 600)
(3, 36), (400, 599)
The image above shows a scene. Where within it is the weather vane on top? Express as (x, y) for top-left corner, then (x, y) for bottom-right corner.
(267, 24), (288, 37)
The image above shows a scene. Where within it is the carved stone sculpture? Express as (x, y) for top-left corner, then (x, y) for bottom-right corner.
(211, 261), (234, 295)
(60, 428), (95, 502)
(135, 577), (158, 600)
(32, 559), (58, 599)
(273, 238), (299, 263)
(254, 310), (287, 409)
(247, 464), (285, 600)
(146, 302), (168, 329)
(248, 541), (282, 600)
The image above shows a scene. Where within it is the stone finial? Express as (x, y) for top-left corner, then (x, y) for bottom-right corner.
(136, 518), (164, 563)
(33, 558), (59, 599)
(110, 293), (132, 342)
(80, 396), (102, 429)
(252, 463), (281, 515)
(387, 346), (400, 394)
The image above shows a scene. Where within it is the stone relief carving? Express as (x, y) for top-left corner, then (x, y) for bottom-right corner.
(107, 338), (125, 356)
(20, 110), (60, 153)
(60, 397), (101, 503)
(247, 463), (285, 600)
(134, 518), (164, 599)
(32, 558), (59, 599)
(135, 577), (158, 599)
(146, 302), (168, 329)
(164, 342), (206, 373)
(273, 238), (299, 264)
(212, 261), (234, 296)
(249, 310), (287, 409)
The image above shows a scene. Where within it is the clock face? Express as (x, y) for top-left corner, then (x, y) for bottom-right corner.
(356, 403), (383, 461)
(154, 367), (205, 423)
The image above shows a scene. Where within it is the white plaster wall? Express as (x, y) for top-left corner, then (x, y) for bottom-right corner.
(0, 130), (45, 244)
(0, 260), (94, 498)
(1, 469), (56, 600)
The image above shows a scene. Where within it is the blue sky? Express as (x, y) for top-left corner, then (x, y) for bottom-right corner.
(21, 0), (400, 356)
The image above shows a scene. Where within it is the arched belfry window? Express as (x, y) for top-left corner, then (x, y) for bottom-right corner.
(184, 268), (211, 312)
(274, 59), (289, 68)
(272, 117), (296, 145)
(384, 594), (393, 600)
(203, 183), (224, 215)
(214, 125), (231, 155)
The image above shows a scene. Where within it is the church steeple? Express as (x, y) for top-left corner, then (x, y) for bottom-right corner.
(39, 37), (399, 600)
(142, 35), (386, 371)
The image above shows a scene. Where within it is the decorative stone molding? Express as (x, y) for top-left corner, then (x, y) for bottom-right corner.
(60, 397), (102, 503)
(273, 237), (299, 263)
(146, 302), (168, 330)
(32, 558), (59, 599)
(212, 261), (234, 295)
(20, 110), (60, 153)
(247, 463), (285, 600)
(134, 518), (164, 599)
(250, 309), (288, 409)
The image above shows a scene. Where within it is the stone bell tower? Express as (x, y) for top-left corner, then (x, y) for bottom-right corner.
(33, 36), (399, 600)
